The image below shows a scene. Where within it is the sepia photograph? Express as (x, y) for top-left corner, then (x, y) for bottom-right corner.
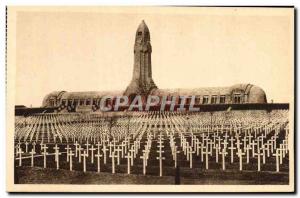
(6, 6), (294, 192)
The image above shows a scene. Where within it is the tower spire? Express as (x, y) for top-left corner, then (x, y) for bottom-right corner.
(124, 20), (157, 97)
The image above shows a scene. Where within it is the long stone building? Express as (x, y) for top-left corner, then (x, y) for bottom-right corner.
(42, 20), (267, 112)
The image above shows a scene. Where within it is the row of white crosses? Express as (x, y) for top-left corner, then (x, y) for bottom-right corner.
(139, 133), (153, 175)
(15, 110), (289, 176)
(19, 131), (288, 174)
(15, 138), (287, 176)
(15, 109), (288, 143)
(169, 133), (181, 168)
(156, 133), (166, 177)
(165, 109), (289, 172)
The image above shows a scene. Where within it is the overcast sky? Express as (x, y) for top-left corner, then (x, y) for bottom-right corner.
(13, 7), (294, 107)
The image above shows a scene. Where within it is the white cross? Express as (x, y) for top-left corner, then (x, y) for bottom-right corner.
(32, 141), (36, 153)
(235, 140), (242, 150)
(15, 144), (20, 157)
(140, 152), (148, 175)
(156, 155), (165, 177)
(42, 146), (48, 168)
(123, 139), (129, 154)
(261, 144), (268, 164)
(244, 144), (251, 164)
(54, 146), (62, 170)
(188, 146), (195, 168)
(195, 140), (201, 156)
(247, 133), (253, 144)
(271, 135), (278, 149)
(17, 147), (24, 167)
(85, 141), (91, 157)
(273, 148), (281, 172)
(215, 144), (220, 163)
(112, 138), (118, 149)
(74, 141), (79, 157)
(121, 141), (126, 157)
(95, 151), (103, 173)
(78, 145), (84, 163)
(108, 142), (114, 156)
(125, 151), (132, 174)
(25, 141), (29, 153)
(142, 149), (150, 166)
(229, 136), (235, 146)
(223, 132), (229, 141)
(212, 133), (218, 144)
(110, 151), (118, 174)
(282, 139), (289, 154)
(129, 147), (135, 165)
(221, 139), (229, 150)
(220, 148), (228, 170)
(115, 146), (122, 165)
(200, 142), (205, 162)
(65, 144), (71, 162)
(228, 144), (236, 163)
(96, 142), (102, 152)
(81, 150), (88, 172)
(278, 145), (285, 164)
(30, 149), (36, 167)
(242, 136), (248, 149)
(216, 136), (222, 148)
(102, 145), (108, 164)
(265, 141), (272, 157)
(254, 150), (263, 171)
(89, 145), (97, 164)
(236, 149), (245, 171)
(68, 150), (75, 171)
(250, 140), (258, 157)
(53, 144), (60, 162)
(203, 146), (211, 169)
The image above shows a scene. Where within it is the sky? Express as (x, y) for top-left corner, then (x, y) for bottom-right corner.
(12, 7), (294, 107)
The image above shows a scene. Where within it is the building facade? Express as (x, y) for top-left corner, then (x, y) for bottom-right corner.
(42, 21), (267, 112)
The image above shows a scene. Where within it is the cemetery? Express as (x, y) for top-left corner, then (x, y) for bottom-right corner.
(14, 109), (290, 184)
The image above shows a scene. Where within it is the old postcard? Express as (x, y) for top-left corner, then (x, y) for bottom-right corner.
(6, 6), (294, 192)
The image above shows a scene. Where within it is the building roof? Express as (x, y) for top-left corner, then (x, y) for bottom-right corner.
(60, 91), (124, 100)
(150, 84), (254, 96)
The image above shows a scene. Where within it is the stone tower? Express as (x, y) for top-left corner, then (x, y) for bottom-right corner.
(124, 20), (157, 98)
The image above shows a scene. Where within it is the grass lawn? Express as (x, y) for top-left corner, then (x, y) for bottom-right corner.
(15, 166), (289, 185)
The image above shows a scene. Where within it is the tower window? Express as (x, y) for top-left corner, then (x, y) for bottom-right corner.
(138, 31), (142, 36)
